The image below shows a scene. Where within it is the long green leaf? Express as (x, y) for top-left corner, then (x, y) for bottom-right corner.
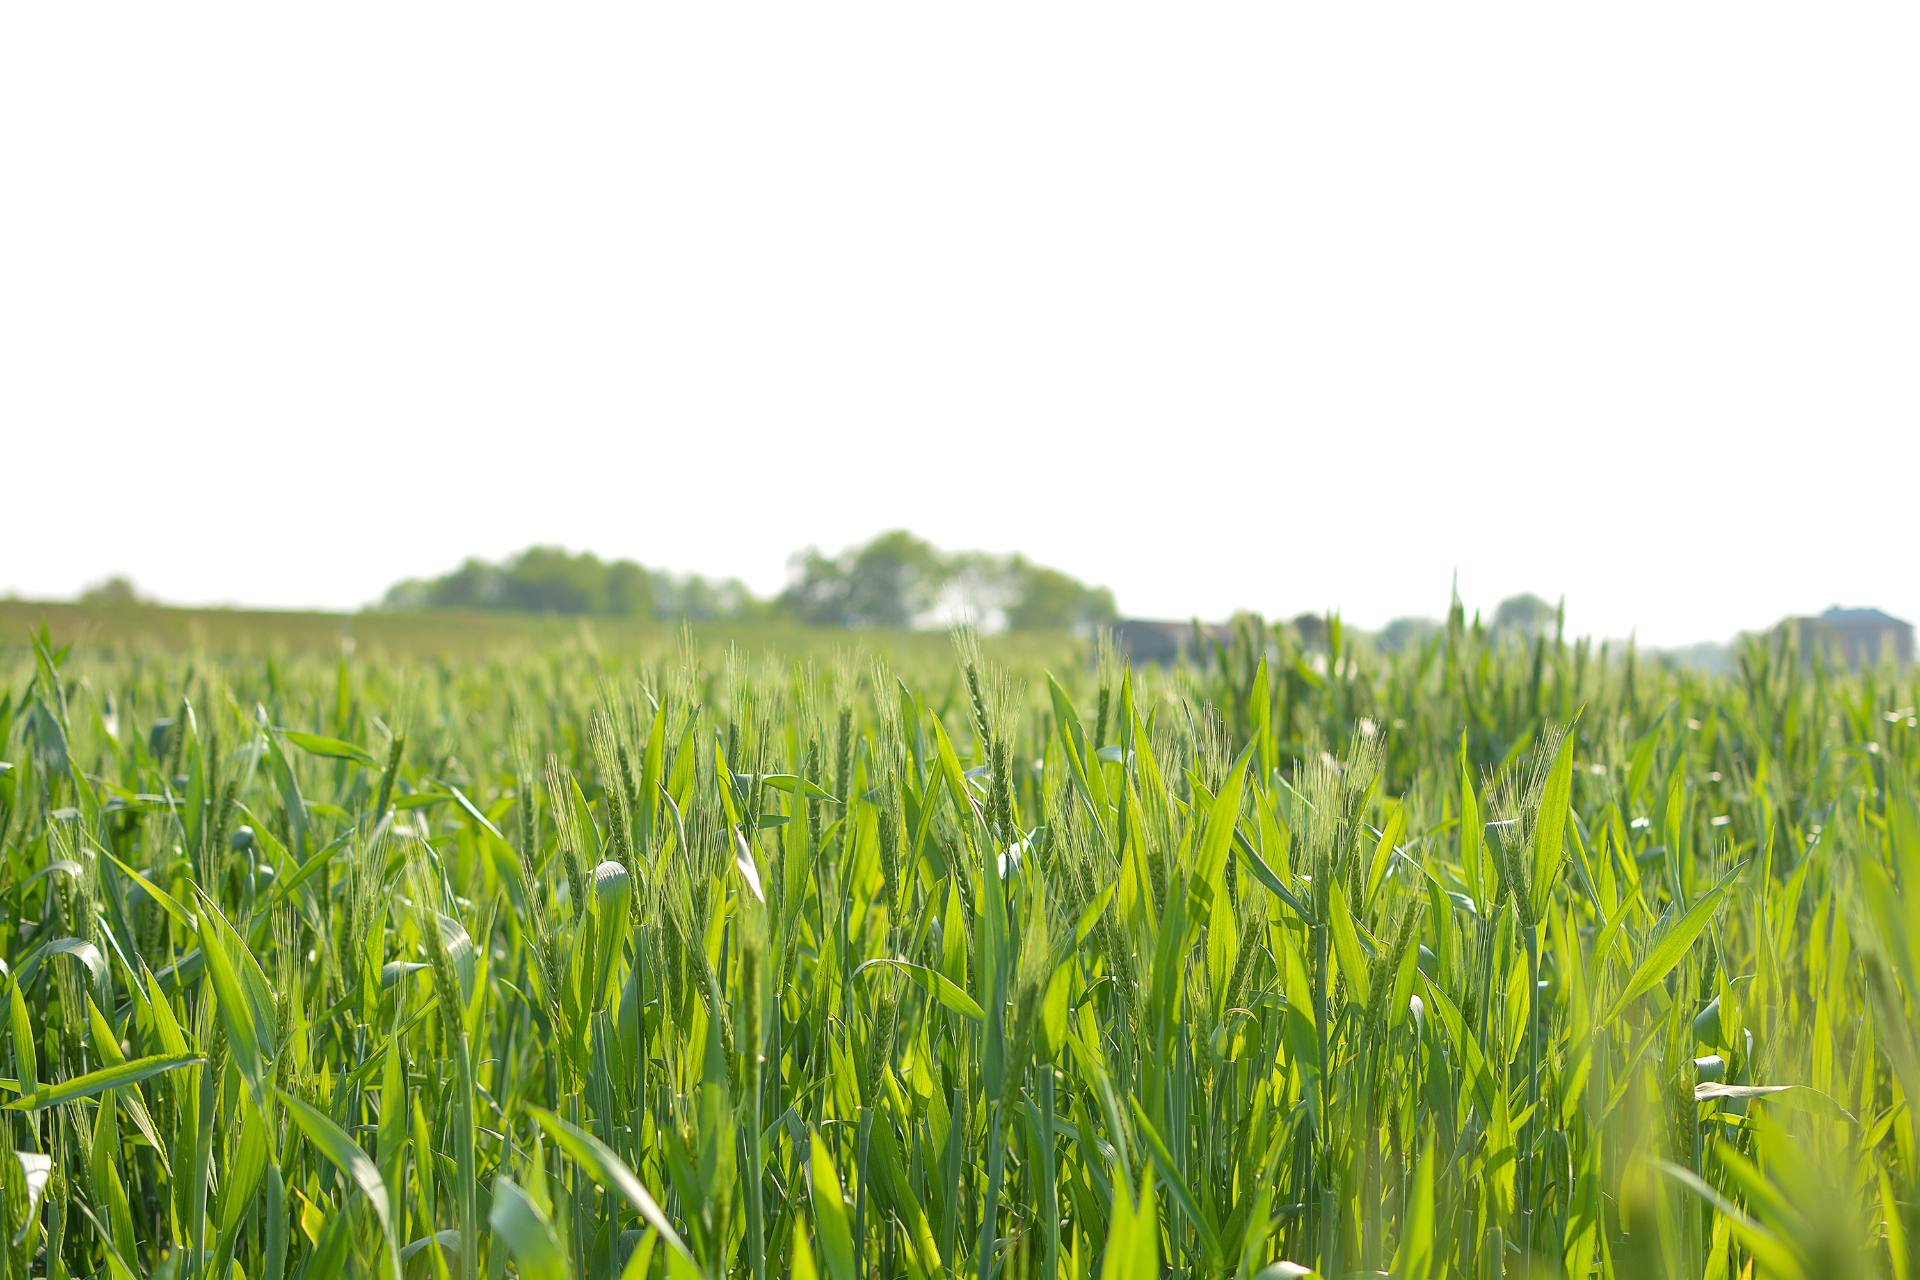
(1606, 861), (1746, 1022)
(280, 1088), (405, 1280)
(525, 1106), (695, 1264)
(5, 1054), (201, 1112)
(489, 1177), (566, 1280)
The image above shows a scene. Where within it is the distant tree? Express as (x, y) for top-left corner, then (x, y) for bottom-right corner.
(664, 573), (760, 621)
(386, 532), (1117, 633)
(709, 577), (766, 621)
(604, 560), (657, 618)
(1291, 612), (1330, 651)
(498, 546), (605, 615)
(938, 551), (1008, 626)
(778, 534), (1115, 632)
(779, 531), (951, 629)
(1001, 556), (1117, 633)
(387, 549), (664, 619)
(385, 558), (503, 610)
(778, 549), (856, 627)
(1492, 593), (1558, 637)
(1377, 615), (1442, 653)
(80, 575), (144, 606)
(844, 530), (948, 628)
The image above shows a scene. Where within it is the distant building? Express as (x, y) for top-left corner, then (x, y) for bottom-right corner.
(1110, 618), (1234, 666)
(1782, 606), (1914, 668)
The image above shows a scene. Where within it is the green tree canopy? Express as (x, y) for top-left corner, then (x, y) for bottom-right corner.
(1377, 615), (1442, 654)
(1000, 556), (1117, 632)
(78, 575), (145, 607)
(385, 534), (1115, 633)
(1492, 592), (1559, 637)
(383, 548), (744, 623)
(778, 532), (1115, 632)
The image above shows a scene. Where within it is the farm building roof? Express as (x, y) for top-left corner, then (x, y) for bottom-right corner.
(1819, 606), (1911, 628)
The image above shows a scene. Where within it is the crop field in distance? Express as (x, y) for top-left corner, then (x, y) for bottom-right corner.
(0, 604), (1912, 1278)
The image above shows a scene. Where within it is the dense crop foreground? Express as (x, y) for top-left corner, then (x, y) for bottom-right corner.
(1, 621), (1914, 1278)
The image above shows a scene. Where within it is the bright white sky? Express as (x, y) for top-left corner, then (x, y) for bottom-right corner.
(3, 5), (1916, 647)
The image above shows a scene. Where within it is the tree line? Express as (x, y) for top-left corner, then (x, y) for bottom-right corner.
(72, 552), (1571, 648)
(379, 530), (1118, 632)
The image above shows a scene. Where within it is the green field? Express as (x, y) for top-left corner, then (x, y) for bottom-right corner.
(0, 605), (1911, 1277)
(0, 601), (1077, 668)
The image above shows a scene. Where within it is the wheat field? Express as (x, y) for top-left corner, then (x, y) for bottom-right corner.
(0, 611), (1910, 1277)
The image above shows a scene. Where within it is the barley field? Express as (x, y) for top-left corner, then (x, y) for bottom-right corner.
(1, 609), (1912, 1277)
